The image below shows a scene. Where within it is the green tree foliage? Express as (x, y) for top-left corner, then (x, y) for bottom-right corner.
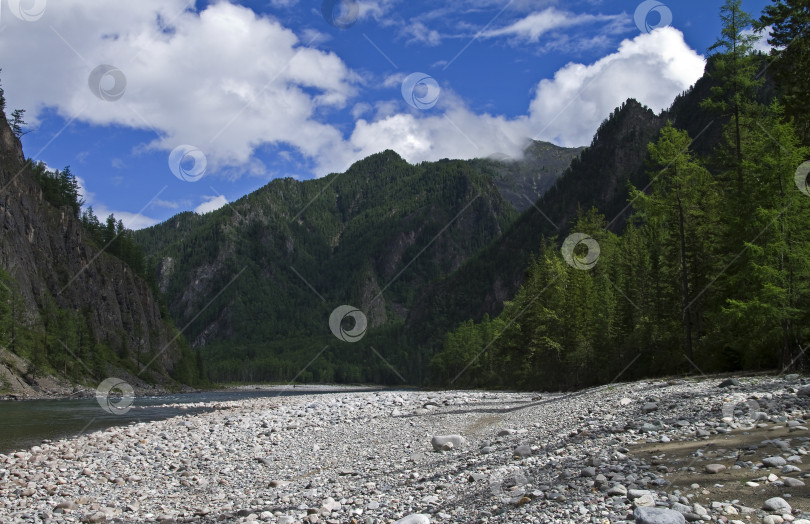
(80, 208), (150, 280)
(715, 102), (810, 369)
(10, 109), (26, 138)
(702, 0), (763, 192)
(31, 162), (83, 218)
(756, 0), (810, 144)
(630, 124), (722, 361)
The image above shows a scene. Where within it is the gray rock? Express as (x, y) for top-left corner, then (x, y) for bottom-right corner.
(628, 489), (651, 499)
(430, 435), (465, 452)
(763, 456), (787, 468)
(763, 497), (791, 513)
(634, 507), (686, 524)
(718, 378), (741, 388)
(704, 464), (726, 474)
(607, 483), (627, 496)
(580, 467), (597, 477)
(642, 402), (659, 413)
(393, 515), (431, 524)
(797, 385), (810, 397)
(782, 477), (805, 487)
(321, 497), (341, 512)
(513, 445), (532, 458)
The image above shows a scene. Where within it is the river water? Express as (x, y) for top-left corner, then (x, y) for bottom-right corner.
(0, 387), (380, 454)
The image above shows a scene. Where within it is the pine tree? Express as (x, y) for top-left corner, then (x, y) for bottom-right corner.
(631, 124), (722, 364)
(719, 103), (810, 369)
(756, 0), (810, 144)
(702, 0), (762, 193)
(10, 109), (26, 138)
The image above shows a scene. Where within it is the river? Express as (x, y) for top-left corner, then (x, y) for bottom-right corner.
(0, 387), (382, 454)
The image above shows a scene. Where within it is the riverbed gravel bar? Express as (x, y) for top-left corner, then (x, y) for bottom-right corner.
(2, 375), (810, 523)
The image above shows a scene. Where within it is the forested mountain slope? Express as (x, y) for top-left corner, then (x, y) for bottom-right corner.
(135, 151), (521, 383)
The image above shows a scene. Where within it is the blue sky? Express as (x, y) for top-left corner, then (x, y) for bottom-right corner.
(0, 0), (771, 228)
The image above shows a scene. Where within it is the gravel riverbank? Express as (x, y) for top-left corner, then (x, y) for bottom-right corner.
(2, 375), (810, 523)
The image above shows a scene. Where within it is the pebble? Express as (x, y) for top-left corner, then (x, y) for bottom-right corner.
(394, 515), (430, 524)
(705, 464), (726, 474)
(430, 435), (465, 452)
(634, 506), (686, 523)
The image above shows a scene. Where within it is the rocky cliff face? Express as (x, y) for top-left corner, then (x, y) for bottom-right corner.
(0, 110), (185, 394)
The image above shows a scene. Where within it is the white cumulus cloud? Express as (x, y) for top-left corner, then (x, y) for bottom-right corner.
(348, 27), (705, 162)
(0, 0), (356, 176)
(0, 2), (705, 180)
(526, 27), (705, 146)
(482, 7), (624, 43)
(195, 195), (228, 215)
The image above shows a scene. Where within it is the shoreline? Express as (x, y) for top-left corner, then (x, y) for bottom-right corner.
(2, 375), (809, 523)
(0, 383), (398, 402)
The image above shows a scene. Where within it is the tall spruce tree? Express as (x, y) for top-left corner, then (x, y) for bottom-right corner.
(756, 0), (810, 144)
(630, 124), (722, 363)
(719, 103), (810, 369)
(702, 0), (762, 193)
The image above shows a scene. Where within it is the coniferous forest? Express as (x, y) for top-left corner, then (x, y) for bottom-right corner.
(431, 0), (810, 389)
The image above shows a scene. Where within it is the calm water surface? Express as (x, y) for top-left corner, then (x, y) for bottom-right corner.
(0, 388), (381, 454)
